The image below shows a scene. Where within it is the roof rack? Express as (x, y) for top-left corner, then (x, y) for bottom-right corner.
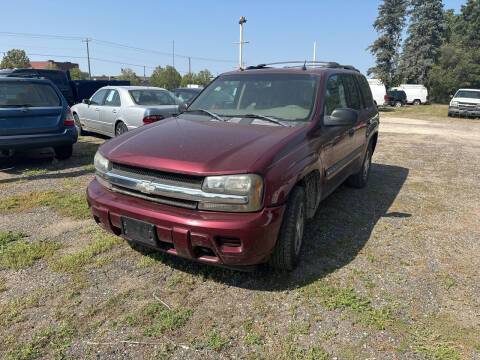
(244, 61), (359, 72)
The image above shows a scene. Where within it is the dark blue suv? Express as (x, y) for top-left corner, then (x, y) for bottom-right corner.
(0, 77), (78, 159)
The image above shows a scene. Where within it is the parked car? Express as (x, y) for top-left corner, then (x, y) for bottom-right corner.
(391, 84), (428, 105)
(171, 87), (203, 104)
(71, 86), (179, 137)
(367, 79), (387, 107)
(0, 77), (77, 159)
(386, 90), (407, 107)
(87, 62), (379, 270)
(70, 80), (130, 105)
(448, 88), (480, 118)
(0, 68), (75, 106)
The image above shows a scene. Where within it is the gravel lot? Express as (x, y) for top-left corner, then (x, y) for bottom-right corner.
(0, 113), (479, 359)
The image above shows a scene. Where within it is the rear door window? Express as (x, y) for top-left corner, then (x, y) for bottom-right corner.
(324, 74), (347, 115)
(90, 89), (108, 105)
(357, 76), (374, 108)
(342, 74), (362, 110)
(0, 81), (61, 107)
(104, 90), (121, 106)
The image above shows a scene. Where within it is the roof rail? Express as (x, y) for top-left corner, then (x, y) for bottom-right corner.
(244, 61), (359, 72)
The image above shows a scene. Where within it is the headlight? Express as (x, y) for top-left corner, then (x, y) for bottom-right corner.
(450, 101), (458, 107)
(199, 174), (263, 212)
(94, 151), (111, 175)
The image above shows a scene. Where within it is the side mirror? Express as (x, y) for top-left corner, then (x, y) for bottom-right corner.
(324, 108), (358, 126)
(82, 99), (91, 105)
(178, 102), (188, 113)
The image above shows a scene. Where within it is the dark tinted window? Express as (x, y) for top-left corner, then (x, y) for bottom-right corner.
(91, 89), (108, 105)
(342, 74), (362, 110)
(0, 81), (61, 107)
(104, 90), (121, 106)
(324, 74), (347, 115)
(455, 90), (480, 99)
(357, 76), (374, 108)
(37, 70), (68, 86)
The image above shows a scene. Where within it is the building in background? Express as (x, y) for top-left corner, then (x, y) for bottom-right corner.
(30, 60), (79, 71)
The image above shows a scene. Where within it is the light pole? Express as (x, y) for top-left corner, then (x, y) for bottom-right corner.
(235, 16), (248, 69)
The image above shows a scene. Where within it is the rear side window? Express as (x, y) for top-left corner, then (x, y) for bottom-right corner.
(129, 90), (177, 105)
(357, 76), (374, 108)
(104, 90), (121, 106)
(324, 74), (347, 115)
(0, 81), (61, 107)
(342, 74), (362, 110)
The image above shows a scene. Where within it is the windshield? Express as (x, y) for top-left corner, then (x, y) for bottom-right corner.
(188, 73), (319, 122)
(0, 81), (61, 107)
(129, 89), (178, 105)
(454, 90), (480, 99)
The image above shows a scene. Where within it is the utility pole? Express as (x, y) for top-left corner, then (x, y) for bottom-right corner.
(172, 40), (175, 68)
(234, 17), (248, 69)
(188, 57), (191, 74)
(82, 39), (92, 79)
(313, 40), (317, 62)
(143, 66), (146, 81)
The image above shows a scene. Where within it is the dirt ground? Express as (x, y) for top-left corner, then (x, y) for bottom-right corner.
(0, 113), (479, 360)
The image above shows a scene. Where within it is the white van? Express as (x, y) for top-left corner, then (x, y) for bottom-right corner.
(391, 84), (428, 105)
(367, 79), (387, 107)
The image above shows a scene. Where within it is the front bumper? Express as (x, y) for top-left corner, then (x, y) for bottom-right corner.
(0, 127), (78, 150)
(448, 106), (480, 117)
(86, 178), (285, 267)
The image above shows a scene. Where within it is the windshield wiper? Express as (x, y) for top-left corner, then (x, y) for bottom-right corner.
(225, 114), (287, 127)
(184, 109), (226, 122)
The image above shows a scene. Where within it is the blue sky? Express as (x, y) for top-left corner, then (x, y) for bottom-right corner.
(0, 0), (466, 77)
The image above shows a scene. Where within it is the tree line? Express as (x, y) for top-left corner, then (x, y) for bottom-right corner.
(0, 49), (213, 89)
(369, 0), (480, 103)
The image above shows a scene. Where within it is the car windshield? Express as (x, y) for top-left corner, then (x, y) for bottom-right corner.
(129, 89), (178, 105)
(0, 81), (61, 107)
(454, 90), (480, 99)
(188, 73), (319, 122)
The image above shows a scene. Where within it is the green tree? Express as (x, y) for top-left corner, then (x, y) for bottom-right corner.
(195, 69), (213, 87)
(117, 68), (140, 85)
(0, 49), (30, 69)
(427, 0), (480, 103)
(368, 0), (408, 89)
(69, 67), (89, 80)
(180, 72), (197, 87)
(150, 65), (181, 90)
(400, 0), (447, 84)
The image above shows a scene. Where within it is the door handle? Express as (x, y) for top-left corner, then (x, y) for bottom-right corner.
(349, 129), (355, 137)
(95, 107), (100, 111)
(112, 110), (117, 114)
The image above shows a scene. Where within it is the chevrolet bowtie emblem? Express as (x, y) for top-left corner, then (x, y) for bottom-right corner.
(136, 181), (156, 194)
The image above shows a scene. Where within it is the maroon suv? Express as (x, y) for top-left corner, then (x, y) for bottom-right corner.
(87, 62), (379, 270)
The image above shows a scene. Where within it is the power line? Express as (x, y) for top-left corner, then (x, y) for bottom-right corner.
(0, 31), (235, 64)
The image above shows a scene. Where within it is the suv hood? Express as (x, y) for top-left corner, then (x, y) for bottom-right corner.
(100, 116), (300, 175)
(450, 97), (480, 105)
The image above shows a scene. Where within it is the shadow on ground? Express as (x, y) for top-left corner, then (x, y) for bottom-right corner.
(135, 162), (409, 291)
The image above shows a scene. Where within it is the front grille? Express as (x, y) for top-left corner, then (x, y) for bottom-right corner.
(458, 102), (477, 108)
(111, 162), (204, 189)
(111, 184), (198, 209)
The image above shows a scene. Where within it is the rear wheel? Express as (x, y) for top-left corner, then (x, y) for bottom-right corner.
(54, 145), (73, 160)
(73, 113), (83, 136)
(395, 101), (402, 107)
(269, 186), (306, 271)
(115, 121), (128, 136)
(413, 99), (421, 105)
(346, 144), (372, 189)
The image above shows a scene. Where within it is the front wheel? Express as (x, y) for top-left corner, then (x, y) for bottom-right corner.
(346, 144), (372, 189)
(73, 113), (83, 136)
(269, 186), (306, 271)
(395, 101), (402, 108)
(413, 99), (421, 105)
(54, 145), (73, 160)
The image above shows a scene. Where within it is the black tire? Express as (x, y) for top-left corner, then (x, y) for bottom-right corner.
(269, 186), (306, 271)
(395, 101), (402, 108)
(54, 144), (73, 160)
(115, 121), (128, 136)
(346, 144), (373, 189)
(413, 99), (421, 105)
(73, 113), (83, 136)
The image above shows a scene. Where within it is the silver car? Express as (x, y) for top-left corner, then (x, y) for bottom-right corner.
(71, 86), (179, 137)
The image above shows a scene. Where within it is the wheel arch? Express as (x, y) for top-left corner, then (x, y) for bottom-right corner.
(293, 170), (321, 219)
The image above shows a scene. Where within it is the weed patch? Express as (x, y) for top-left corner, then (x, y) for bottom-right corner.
(139, 302), (193, 337)
(205, 330), (230, 351)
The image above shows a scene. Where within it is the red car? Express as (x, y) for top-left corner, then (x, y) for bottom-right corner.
(87, 62), (379, 270)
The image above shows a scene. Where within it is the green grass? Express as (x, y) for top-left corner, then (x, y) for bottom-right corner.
(137, 302), (193, 337)
(0, 190), (90, 219)
(0, 276), (5, 292)
(51, 230), (123, 273)
(283, 335), (330, 360)
(0, 231), (60, 270)
(205, 330), (230, 351)
(379, 104), (473, 121)
(0, 291), (43, 330)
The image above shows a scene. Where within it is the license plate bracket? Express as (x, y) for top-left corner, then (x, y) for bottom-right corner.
(121, 216), (157, 247)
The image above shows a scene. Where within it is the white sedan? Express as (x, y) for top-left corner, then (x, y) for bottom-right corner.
(71, 86), (179, 137)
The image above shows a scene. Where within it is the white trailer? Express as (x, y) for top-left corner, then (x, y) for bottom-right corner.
(391, 84), (428, 105)
(367, 79), (387, 107)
